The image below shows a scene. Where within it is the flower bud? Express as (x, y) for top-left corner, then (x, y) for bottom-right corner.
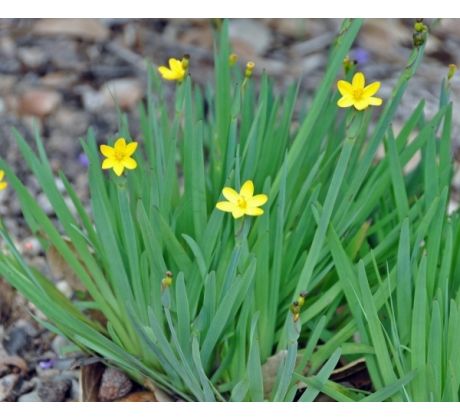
(448, 64), (457, 81)
(229, 53), (238, 66)
(161, 271), (173, 289)
(181, 54), (190, 71)
(245, 61), (255, 79)
(297, 291), (307, 307)
(343, 56), (354, 74)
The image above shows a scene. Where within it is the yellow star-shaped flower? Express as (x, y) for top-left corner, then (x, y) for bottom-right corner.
(216, 180), (268, 219)
(100, 138), (138, 177)
(0, 170), (7, 190)
(337, 72), (383, 111)
(158, 58), (186, 82)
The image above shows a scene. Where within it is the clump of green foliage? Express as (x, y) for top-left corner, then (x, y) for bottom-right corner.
(1, 19), (458, 401)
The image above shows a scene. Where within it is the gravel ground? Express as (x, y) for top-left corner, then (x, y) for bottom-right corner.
(0, 18), (459, 402)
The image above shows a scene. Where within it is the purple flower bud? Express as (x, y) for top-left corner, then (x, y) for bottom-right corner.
(39, 359), (55, 369)
(78, 153), (89, 168)
(351, 48), (370, 65)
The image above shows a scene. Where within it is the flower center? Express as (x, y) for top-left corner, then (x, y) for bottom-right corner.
(237, 197), (247, 210)
(114, 150), (126, 161)
(353, 88), (364, 100)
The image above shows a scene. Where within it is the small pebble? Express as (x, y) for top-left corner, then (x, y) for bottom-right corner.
(98, 366), (133, 402)
(3, 326), (29, 355)
(18, 390), (41, 402)
(56, 281), (73, 299)
(37, 377), (72, 402)
(36, 193), (54, 215)
(51, 335), (74, 356)
(0, 373), (19, 402)
(70, 379), (80, 401)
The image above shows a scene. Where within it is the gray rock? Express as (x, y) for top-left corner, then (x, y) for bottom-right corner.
(37, 193), (54, 215)
(17, 47), (48, 69)
(3, 326), (29, 355)
(20, 237), (42, 257)
(229, 19), (273, 56)
(18, 390), (41, 402)
(0, 373), (19, 402)
(70, 379), (80, 401)
(37, 377), (72, 402)
(14, 320), (39, 338)
(51, 335), (73, 357)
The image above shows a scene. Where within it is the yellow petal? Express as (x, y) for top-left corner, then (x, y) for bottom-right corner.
(363, 81), (381, 97)
(169, 58), (183, 73)
(125, 141), (138, 156)
(352, 72), (365, 90)
(232, 208), (245, 219)
(337, 96), (354, 108)
(123, 157), (137, 170)
(222, 187), (239, 203)
(114, 138), (126, 152)
(100, 144), (114, 158)
(337, 80), (353, 96)
(158, 66), (176, 80)
(248, 194), (268, 207)
(0, 181), (7, 190)
(0, 170), (4, 179)
(113, 162), (125, 176)
(240, 180), (254, 200)
(353, 99), (369, 111)
(216, 201), (235, 212)
(368, 97), (383, 106)
(245, 207), (264, 216)
(102, 158), (114, 169)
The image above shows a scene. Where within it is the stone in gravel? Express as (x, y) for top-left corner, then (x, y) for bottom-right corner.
(35, 364), (60, 379)
(40, 72), (79, 89)
(18, 390), (41, 402)
(56, 281), (73, 299)
(53, 108), (89, 135)
(0, 373), (19, 402)
(32, 19), (109, 42)
(3, 326), (29, 355)
(17, 47), (48, 69)
(0, 75), (17, 94)
(102, 78), (143, 110)
(98, 366), (133, 402)
(79, 86), (107, 113)
(51, 335), (73, 357)
(48, 41), (82, 71)
(229, 19), (273, 57)
(16, 378), (36, 396)
(37, 192), (54, 215)
(14, 320), (39, 338)
(20, 237), (42, 257)
(18, 89), (62, 118)
(70, 379), (80, 401)
(37, 377), (72, 402)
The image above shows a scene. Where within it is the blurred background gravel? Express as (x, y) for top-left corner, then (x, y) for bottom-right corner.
(0, 18), (459, 402)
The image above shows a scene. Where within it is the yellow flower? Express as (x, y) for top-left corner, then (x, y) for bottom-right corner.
(100, 138), (138, 177)
(0, 170), (7, 190)
(158, 58), (186, 82)
(337, 72), (383, 111)
(216, 180), (268, 219)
